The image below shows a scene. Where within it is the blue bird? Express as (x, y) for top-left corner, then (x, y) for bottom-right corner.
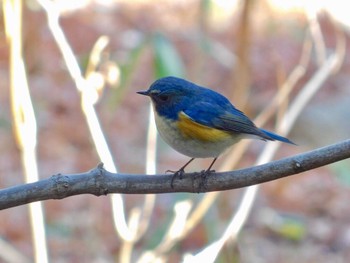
(138, 76), (295, 187)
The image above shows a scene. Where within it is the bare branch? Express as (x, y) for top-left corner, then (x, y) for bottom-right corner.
(1, 139), (349, 210)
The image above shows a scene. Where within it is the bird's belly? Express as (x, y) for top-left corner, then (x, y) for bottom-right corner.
(154, 114), (241, 158)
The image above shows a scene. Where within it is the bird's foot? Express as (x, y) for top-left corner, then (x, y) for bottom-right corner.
(167, 168), (186, 188)
(197, 169), (215, 192)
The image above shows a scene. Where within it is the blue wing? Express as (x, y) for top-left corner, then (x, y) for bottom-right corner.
(183, 100), (294, 144)
(183, 100), (268, 137)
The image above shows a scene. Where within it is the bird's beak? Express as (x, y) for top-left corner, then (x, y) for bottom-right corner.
(137, 90), (150, 96)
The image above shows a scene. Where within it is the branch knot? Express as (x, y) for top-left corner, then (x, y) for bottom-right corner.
(92, 163), (109, 196)
(51, 173), (70, 199)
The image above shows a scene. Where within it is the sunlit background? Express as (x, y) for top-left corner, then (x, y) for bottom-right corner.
(1, 0), (350, 262)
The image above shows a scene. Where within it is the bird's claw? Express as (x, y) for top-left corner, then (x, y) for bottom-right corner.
(168, 168), (215, 190)
(200, 169), (215, 177)
(168, 168), (186, 188)
(197, 169), (215, 192)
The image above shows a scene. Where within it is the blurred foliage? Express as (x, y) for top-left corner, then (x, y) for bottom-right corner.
(272, 216), (306, 242)
(152, 33), (185, 78)
(332, 161), (350, 187)
(110, 37), (150, 106)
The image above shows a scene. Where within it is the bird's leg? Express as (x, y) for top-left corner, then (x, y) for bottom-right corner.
(200, 157), (217, 177)
(206, 157), (217, 174)
(198, 158), (217, 190)
(168, 158), (195, 188)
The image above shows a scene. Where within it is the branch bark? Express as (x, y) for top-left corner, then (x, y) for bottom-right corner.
(1, 139), (349, 210)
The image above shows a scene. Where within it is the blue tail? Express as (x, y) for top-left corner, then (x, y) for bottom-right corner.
(260, 129), (296, 145)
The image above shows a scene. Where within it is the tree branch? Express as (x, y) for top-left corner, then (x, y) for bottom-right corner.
(1, 139), (349, 210)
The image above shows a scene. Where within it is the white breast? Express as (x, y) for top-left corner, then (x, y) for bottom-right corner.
(153, 112), (241, 158)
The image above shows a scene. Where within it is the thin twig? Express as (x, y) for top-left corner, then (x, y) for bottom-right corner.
(120, 106), (158, 263)
(4, 0), (48, 262)
(0, 237), (30, 263)
(36, 0), (136, 243)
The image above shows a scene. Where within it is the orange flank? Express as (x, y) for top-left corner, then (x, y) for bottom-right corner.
(177, 112), (231, 142)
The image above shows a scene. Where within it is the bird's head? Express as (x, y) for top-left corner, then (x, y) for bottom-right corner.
(137, 76), (196, 120)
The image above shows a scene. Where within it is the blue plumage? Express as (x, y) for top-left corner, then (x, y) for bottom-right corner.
(137, 76), (295, 186)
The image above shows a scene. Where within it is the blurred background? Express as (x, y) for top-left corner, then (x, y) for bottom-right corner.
(1, 0), (350, 262)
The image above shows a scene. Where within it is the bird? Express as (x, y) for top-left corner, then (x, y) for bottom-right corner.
(137, 76), (295, 187)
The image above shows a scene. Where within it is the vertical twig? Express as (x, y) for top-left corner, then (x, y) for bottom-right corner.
(37, 0), (136, 245)
(137, 106), (158, 236)
(4, 0), (48, 262)
(0, 237), (29, 263)
(308, 11), (326, 66)
(120, 106), (158, 262)
(230, 0), (254, 108)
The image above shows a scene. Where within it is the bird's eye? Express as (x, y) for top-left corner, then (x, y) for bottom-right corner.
(158, 94), (169, 102)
